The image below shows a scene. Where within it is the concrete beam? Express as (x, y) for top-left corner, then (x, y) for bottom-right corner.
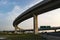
(33, 14), (38, 34)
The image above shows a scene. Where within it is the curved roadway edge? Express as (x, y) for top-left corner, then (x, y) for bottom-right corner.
(13, 0), (60, 27)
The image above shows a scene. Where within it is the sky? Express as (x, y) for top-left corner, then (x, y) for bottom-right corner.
(0, 0), (60, 31)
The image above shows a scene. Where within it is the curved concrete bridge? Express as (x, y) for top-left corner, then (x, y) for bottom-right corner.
(13, 0), (60, 34)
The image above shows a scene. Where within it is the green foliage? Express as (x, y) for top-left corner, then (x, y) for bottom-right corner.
(0, 33), (46, 40)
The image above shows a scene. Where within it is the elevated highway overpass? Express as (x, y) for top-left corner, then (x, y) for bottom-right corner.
(13, 0), (60, 34)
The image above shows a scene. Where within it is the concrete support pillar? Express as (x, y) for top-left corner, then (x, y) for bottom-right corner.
(15, 27), (17, 33)
(33, 14), (38, 34)
(14, 25), (20, 33)
(14, 25), (17, 33)
(55, 29), (56, 32)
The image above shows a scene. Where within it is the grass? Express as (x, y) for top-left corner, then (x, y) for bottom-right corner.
(0, 33), (46, 40)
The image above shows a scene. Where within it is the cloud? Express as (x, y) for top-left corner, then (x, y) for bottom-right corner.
(38, 8), (60, 27)
(7, 6), (22, 20)
(21, 0), (43, 12)
(0, 5), (22, 30)
(0, 0), (8, 6)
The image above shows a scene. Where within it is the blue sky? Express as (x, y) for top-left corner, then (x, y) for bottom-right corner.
(0, 0), (38, 13)
(0, 0), (60, 31)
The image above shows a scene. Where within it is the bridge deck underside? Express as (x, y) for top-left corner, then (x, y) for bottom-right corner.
(13, 0), (60, 27)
